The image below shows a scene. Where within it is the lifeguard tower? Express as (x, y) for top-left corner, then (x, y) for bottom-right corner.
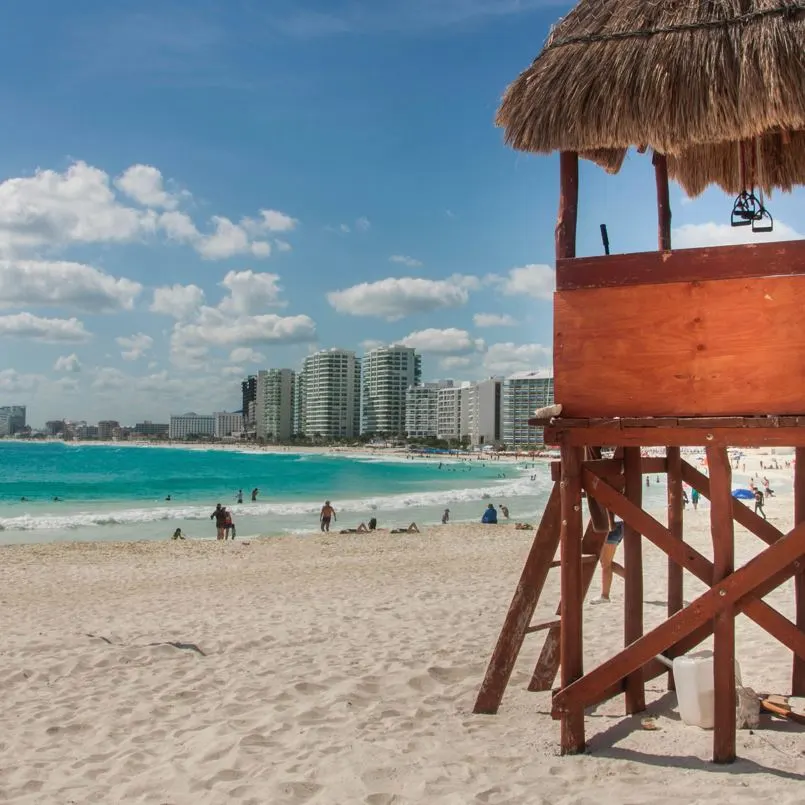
(474, 0), (805, 764)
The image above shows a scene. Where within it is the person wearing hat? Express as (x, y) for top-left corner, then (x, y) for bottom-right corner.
(320, 500), (336, 532)
(442, 508), (450, 524)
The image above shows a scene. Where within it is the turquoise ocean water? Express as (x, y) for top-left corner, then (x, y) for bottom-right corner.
(0, 442), (554, 544)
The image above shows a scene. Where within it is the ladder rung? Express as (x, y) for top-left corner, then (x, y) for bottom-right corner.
(525, 618), (561, 634)
(549, 555), (598, 569)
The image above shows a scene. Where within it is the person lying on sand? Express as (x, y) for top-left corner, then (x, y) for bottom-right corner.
(514, 522), (532, 530)
(390, 523), (420, 534)
(339, 517), (377, 534)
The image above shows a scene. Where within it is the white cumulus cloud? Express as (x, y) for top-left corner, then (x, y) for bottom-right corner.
(219, 270), (285, 314)
(195, 216), (271, 260)
(257, 210), (298, 233)
(493, 264), (555, 300)
(400, 328), (485, 354)
(116, 332), (154, 361)
(440, 356), (472, 371)
(672, 220), (801, 249)
(328, 277), (472, 321)
(54, 353), (82, 373)
(0, 259), (141, 312)
(482, 342), (551, 375)
(151, 284), (205, 320)
(0, 312), (91, 342)
(115, 164), (180, 209)
(473, 312), (517, 328)
(229, 347), (264, 364)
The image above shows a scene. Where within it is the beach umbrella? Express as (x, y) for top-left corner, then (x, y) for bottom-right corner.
(495, 1), (805, 198)
(732, 489), (755, 500)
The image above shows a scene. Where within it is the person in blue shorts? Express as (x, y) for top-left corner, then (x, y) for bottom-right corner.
(592, 519), (623, 604)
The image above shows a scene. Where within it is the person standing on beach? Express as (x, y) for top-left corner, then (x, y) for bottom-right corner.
(442, 508), (450, 524)
(593, 519), (624, 604)
(237, 489), (243, 504)
(320, 500), (336, 532)
(224, 508), (236, 540)
(211, 503), (227, 540)
(691, 488), (700, 511)
(499, 504), (510, 519)
(251, 488), (259, 502)
(754, 488), (767, 520)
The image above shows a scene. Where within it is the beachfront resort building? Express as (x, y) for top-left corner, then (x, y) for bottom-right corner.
(133, 421), (169, 439)
(98, 420), (121, 440)
(214, 411), (244, 439)
(0, 405), (26, 436)
(436, 383), (471, 442)
(169, 413), (215, 440)
(241, 375), (257, 428)
(501, 370), (555, 449)
(297, 349), (361, 440)
(361, 346), (421, 437)
(467, 378), (503, 447)
(255, 369), (295, 443)
(405, 381), (451, 439)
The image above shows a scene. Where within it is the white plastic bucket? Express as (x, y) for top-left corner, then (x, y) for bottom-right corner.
(672, 650), (742, 729)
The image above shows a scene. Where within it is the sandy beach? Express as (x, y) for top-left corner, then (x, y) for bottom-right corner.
(1, 454), (804, 804)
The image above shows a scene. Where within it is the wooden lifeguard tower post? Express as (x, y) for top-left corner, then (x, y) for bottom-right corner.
(474, 1), (805, 764)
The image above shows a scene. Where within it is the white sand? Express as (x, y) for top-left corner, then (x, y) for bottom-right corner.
(1, 453), (804, 803)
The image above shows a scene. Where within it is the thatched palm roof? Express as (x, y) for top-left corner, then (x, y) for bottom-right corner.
(498, 0), (805, 195)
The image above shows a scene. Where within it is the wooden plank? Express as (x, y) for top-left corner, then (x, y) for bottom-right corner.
(559, 444), (585, 754)
(623, 448), (645, 714)
(550, 456), (666, 482)
(553, 521), (805, 715)
(555, 152), (579, 260)
(551, 416), (805, 430)
(582, 469), (714, 584)
(707, 446), (736, 764)
(473, 483), (562, 715)
(556, 239), (805, 291)
(554, 274), (805, 417)
(525, 618), (562, 634)
(653, 152), (672, 252)
(583, 467), (805, 660)
(666, 447), (684, 691)
(795, 447), (805, 696)
(545, 426), (805, 448)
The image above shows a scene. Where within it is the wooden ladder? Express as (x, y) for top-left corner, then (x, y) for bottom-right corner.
(474, 479), (609, 713)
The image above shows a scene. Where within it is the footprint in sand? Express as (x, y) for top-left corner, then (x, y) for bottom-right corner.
(365, 795), (409, 805)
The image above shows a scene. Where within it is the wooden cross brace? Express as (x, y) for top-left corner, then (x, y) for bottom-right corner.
(552, 469), (805, 719)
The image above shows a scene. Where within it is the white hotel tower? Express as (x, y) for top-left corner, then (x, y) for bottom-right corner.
(298, 349), (361, 439)
(361, 345), (421, 437)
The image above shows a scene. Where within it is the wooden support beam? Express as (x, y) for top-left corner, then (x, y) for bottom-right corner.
(473, 483), (562, 714)
(556, 152), (579, 260)
(707, 446), (736, 764)
(555, 239), (805, 291)
(795, 447), (805, 696)
(528, 525), (601, 692)
(525, 618), (561, 634)
(545, 426), (805, 448)
(582, 469), (713, 583)
(652, 152), (672, 251)
(559, 443), (585, 754)
(583, 469), (805, 664)
(623, 447), (645, 714)
(553, 521), (805, 715)
(666, 447), (684, 690)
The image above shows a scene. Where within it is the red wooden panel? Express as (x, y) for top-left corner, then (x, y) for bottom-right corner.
(554, 274), (805, 418)
(556, 239), (805, 290)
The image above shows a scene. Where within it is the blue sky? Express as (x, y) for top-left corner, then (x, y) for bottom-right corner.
(1, 0), (802, 426)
